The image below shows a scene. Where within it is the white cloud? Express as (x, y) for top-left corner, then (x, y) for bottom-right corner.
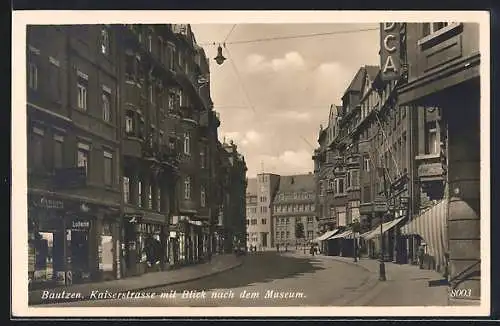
(221, 129), (263, 148)
(246, 149), (314, 177)
(245, 51), (305, 73)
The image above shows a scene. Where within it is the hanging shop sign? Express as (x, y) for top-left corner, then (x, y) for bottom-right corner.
(380, 22), (401, 81)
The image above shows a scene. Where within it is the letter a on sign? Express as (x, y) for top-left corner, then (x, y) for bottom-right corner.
(380, 23), (401, 81)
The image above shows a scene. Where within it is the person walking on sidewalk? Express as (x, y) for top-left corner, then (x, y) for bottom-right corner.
(276, 243), (280, 253)
(418, 244), (425, 269)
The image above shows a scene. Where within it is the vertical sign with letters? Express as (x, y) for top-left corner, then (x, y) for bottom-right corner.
(380, 22), (401, 81)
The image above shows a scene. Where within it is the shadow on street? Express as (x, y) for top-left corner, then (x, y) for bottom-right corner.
(157, 251), (325, 291)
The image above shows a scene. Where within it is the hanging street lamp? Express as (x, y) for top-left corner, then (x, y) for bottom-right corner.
(214, 44), (226, 65)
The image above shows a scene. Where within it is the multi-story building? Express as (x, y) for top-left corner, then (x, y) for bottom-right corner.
(27, 25), (123, 287)
(219, 140), (248, 253)
(313, 105), (341, 234)
(272, 173), (317, 248)
(245, 173), (280, 250)
(27, 24), (230, 287)
(245, 178), (259, 249)
(395, 22), (481, 304)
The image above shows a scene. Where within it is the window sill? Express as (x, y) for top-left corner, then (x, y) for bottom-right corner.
(415, 153), (440, 161)
(417, 23), (462, 48)
(334, 193), (347, 198)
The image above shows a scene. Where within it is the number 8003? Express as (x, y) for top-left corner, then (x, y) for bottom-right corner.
(449, 288), (472, 297)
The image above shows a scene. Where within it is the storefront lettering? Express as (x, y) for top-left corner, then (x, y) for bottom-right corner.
(38, 197), (64, 209)
(72, 220), (90, 229)
(380, 22), (401, 81)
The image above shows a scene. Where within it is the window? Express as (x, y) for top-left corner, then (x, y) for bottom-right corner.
(125, 112), (134, 134)
(328, 179), (334, 191)
(200, 147), (206, 168)
(261, 218), (267, 225)
(53, 134), (64, 169)
(183, 132), (191, 155)
(335, 178), (345, 194)
(28, 62), (38, 90)
(422, 22), (449, 37)
(138, 181), (143, 207)
(251, 219), (258, 225)
(148, 185), (152, 209)
(49, 57), (60, 101)
(348, 170), (360, 188)
(103, 150), (113, 186)
(123, 177), (130, 203)
(168, 93), (176, 111)
(320, 181), (325, 196)
(426, 122), (439, 154)
(184, 176), (191, 200)
(147, 34), (152, 52)
(102, 90), (111, 122)
(337, 206), (347, 226)
(280, 231), (285, 239)
(31, 127), (44, 169)
(100, 28), (110, 55)
(168, 43), (175, 70)
(307, 216), (313, 224)
(246, 219), (250, 225)
(200, 186), (206, 207)
(286, 231), (290, 239)
(77, 142), (89, 175)
(77, 72), (88, 111)
(157, 188), (161, 212)
(149, 85), (154, 104)
(364, 157), (370, 172)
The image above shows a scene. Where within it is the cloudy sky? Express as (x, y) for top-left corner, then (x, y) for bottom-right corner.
(190, 24), (380, 178)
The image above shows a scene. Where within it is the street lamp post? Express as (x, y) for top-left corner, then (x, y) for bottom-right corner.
(379, 211), (386, 281)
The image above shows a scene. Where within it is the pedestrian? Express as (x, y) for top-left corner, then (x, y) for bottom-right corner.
(310, 245), (315, 256)
(418, 244), (425, 269)
(276, 243), (280, 253)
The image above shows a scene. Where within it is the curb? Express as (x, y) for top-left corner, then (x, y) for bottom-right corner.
(29, 259), (244, 306)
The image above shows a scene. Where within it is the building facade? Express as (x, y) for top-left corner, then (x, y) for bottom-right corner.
(218, 140), (248, 253)
(245, 173), (280, 250)
(27, 24), (233, 289)
(396, 22), (481, 303)
(272, 174), (317, 248)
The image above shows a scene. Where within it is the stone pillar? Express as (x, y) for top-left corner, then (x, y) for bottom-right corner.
(446, 91), (480, 304)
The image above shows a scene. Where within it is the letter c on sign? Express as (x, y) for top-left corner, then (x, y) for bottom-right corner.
(384, 34), (397, 52)
(383, 23), (396, 31)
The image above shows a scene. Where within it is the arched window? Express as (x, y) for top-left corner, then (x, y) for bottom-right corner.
(102, 93), (111, 122)
(184, 176), (191, 200)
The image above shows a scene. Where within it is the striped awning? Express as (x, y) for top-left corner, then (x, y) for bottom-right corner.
(362, 217), (405, 240)
(312, 229), (339, 242)
(329, 229), (359, 239)
(400, 199), (448, 270)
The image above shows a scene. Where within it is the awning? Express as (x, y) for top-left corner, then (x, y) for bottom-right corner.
(400, 199), (448, 270)
(329, 229), (359, 240)
(312, 229), (339, 242)
(362, 217), (405, 240)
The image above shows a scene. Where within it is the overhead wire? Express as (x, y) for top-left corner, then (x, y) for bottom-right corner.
(199, 27), (379, 46)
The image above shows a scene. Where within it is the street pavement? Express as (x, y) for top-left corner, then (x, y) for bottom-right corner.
(40, 251), (374, 307)
(38, 251), (450, 307)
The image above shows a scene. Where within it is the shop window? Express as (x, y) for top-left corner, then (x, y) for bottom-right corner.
(307, 216), (313, 224)
(77, 142), (89, 176)
(99, 222), (113, 272)
(76, 70), (88, 111)
(103, 151), (113, 186)
(334, 178), (345, 195)
(53, 134), (64, 169)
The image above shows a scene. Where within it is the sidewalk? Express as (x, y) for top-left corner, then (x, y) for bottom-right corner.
(284, 251), (449, 306)
(29, 254), (242, 305)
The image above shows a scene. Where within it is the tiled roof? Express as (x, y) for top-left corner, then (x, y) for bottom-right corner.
(276, 174), (315, 194)
(364, 65), (380, 82)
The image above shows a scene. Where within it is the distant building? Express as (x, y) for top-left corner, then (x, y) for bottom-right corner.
(272, 174), (317, 247)
(245, 173), (280, 250)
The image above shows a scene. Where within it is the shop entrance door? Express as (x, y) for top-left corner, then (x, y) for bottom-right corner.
(71, 230), (89, 282)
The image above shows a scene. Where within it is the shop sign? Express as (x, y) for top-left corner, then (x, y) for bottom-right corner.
(380, 22), (401, 81)
(373, 196), (388, 213)
(71, 220), (90, 229)
(36, 197), (64, 209)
